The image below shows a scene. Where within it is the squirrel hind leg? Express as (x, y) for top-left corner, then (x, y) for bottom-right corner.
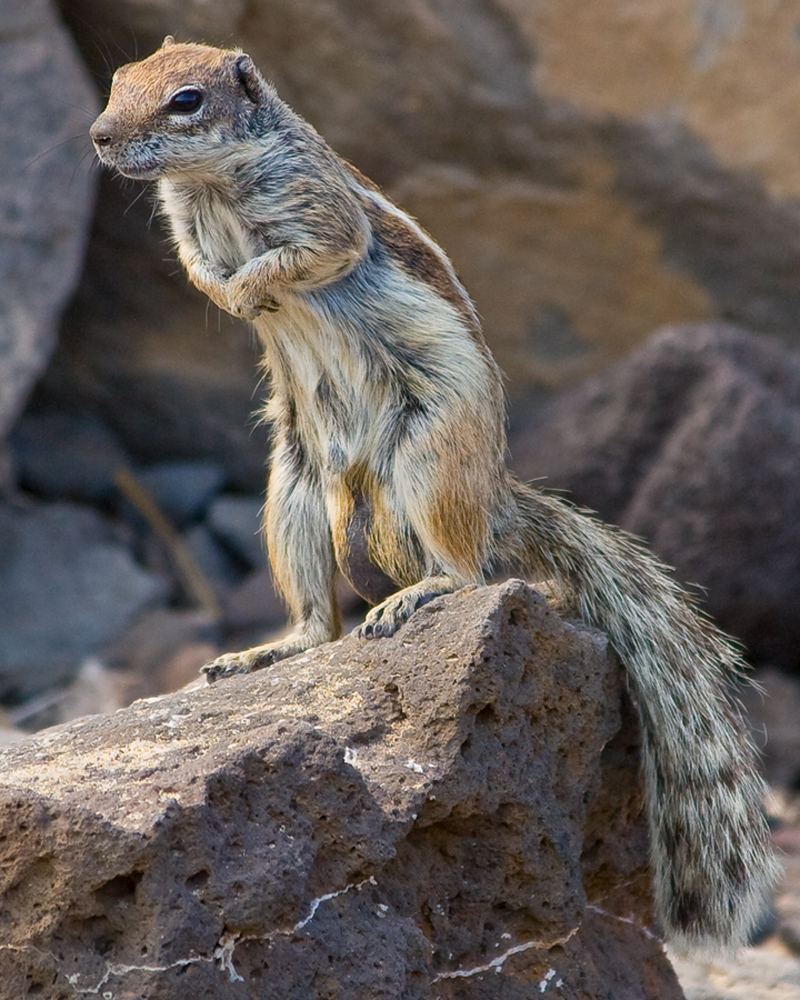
(354, 573), (466, 639)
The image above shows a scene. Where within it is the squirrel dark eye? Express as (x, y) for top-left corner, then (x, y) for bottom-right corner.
(167, 88), (203, 114)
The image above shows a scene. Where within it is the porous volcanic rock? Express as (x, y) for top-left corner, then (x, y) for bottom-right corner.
(511, 324), (800, 669)
(0, 581), (682, 999)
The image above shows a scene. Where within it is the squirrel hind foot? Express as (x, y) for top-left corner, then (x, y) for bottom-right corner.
(202, 644), (282, 682)
(354, 574), (466, 639)
(202, 620), (341, 681)
(201, 637), (307, 682)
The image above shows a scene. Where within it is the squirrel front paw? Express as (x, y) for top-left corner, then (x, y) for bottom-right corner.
(229, 300), (264, 321)
(227, 294), (280, 320)
(226, 271), (280, 319)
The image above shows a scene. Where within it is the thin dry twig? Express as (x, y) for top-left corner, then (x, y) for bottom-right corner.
(114, 466), (222, 620)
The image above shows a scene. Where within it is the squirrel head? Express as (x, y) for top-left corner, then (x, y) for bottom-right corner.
(90, 40), (275, 180)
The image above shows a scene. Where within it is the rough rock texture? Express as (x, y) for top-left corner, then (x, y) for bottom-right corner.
(511, 324), (800, 669)
(0, 501), (167, 700)
(0, 581), (682, 999)
(0, 0), (97, 440)
(33, 0), (800, 482)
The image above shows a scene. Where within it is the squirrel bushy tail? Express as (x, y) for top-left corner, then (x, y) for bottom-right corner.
(504, 478), (778, 951)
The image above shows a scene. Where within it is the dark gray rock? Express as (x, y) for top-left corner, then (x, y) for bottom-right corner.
(0, 0), (98, 440)
(0, 501), (167, 699)
(183, 523), (244, 594)
(0, 581), (682, 999)
(0, 445), (14, 498)
(512, 324), (800, 668)
(136, 460), (227, 527)
(207, 494), (267, 569)
(10, 408), (131, 501)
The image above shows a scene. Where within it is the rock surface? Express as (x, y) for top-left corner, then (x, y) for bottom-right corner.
(33, 0), (800, 482)
(134, 461), (227, 528)
(0, 581), (682, 999)
(511, 324), (800, 668)
(0, 0), (97, 441)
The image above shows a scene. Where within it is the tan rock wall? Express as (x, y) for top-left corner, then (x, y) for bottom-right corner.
(393, 161), (710, 388)
(518, 0), (800, 200)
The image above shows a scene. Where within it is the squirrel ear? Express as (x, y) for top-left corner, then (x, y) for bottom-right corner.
(161, 34), (176, 48)
(233, 53), (267, 104)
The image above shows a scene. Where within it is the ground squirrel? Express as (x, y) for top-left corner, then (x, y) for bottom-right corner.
(91, 38), (778, 951)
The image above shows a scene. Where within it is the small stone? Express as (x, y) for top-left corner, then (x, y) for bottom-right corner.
(207, 494), (266, 568)
(221, 566), (287, 632)
(102, 607), (221, 679)
(135, 461), (226, 527)
(182, 524), (243, 594)
(779, 917), (800, 957)
(157, 641), (219, 694)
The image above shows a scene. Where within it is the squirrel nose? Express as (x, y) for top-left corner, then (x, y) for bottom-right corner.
(90, 114), (117, 147)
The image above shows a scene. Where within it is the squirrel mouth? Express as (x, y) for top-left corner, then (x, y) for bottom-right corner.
(113, 163), (164, 180)
(93, 147), (163, 180)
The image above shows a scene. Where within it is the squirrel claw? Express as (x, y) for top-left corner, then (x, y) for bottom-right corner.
(231, 302), (262, 321)
(230, 295), (280, 320)
(355, 581), (449, 641)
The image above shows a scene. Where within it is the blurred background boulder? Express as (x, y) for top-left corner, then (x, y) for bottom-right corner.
(511, 323), (800, 670)
(0, 0), (97, 443)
